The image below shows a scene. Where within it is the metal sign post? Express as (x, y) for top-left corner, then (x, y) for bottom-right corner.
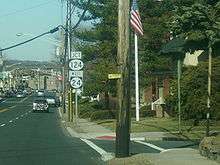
(68, 51), (83, 125)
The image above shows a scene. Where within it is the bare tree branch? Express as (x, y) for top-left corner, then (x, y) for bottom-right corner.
(69, 0), (91, 32)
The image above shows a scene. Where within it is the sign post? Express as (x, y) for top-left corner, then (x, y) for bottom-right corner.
(68, 51), (83, 124)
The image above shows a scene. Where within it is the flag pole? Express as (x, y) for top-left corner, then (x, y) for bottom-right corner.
(135, 33), (140, 121)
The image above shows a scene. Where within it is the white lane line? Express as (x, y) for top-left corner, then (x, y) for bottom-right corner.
(134, 140), (166, 152)
(9, 120), (13, 123)
(1, 124), (6, 127)
(19, 96), (29, 103)
(9, 105), (16, 109)
(16, 117), (19, 120)
(80, 138), (114, 161)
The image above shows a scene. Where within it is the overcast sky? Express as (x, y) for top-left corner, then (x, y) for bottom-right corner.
(0, 0), (65, 61)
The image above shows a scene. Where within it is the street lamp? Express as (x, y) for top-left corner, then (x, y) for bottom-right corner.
(16, 33), (61, 46)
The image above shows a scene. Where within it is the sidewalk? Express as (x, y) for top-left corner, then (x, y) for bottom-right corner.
(59, 108), (187, 141)
(59, 109), (219, 165)
(108, 148), (220, 165)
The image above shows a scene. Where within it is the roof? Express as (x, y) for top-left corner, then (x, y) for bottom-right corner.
(160, 37), (186, 59)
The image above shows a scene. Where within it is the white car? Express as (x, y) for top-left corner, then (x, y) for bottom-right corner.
(33, 99), (49, 112)
(46, 97), (56, 106)
(16, 92), (25, 98)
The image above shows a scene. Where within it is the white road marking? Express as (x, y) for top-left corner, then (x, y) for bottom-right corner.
(9, 105), (16, 109)
(1, 124), (6, 127)
(131, 137), (145, 141)
(161, 148), (184, 153)
(80, 138), (114, 161)
(16, 117), (19, 120)
(19, 96), (29, 103)
(9, 120), (13, 123)
(134, 140), (166, 152)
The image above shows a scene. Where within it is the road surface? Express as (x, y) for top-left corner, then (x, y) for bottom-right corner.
(0, 96), (104, 165)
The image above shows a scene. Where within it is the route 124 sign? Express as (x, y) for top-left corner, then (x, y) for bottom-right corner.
(69, 59), (84, 71)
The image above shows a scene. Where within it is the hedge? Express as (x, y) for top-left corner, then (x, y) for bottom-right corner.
(90, 108), (155, 121)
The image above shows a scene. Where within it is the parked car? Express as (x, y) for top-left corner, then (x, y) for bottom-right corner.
(33, 99), (49, 112)
(5, 90), (16, 98)
(0, 97), (4, 102)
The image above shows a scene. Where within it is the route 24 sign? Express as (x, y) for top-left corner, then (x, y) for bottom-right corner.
(69, 59), (84, 71)
(70, 77), (83, 89)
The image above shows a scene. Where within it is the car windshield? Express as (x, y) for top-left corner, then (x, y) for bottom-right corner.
(34, 100), (47, 103)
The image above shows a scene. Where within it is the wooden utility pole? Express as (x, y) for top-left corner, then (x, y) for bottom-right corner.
(206, 42), (212, 137)
(66, 0), (74, 122)
(115, 0), (131, 158)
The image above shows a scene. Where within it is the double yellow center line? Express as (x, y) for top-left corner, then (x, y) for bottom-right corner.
(0, 105), (16, 113)
(0, 96), (30, 113)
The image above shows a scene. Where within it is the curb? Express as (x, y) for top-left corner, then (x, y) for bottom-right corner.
(58, 109), (199, 142)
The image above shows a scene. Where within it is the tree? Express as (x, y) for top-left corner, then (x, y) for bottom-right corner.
(171, 0), (220, 54)
(166, 58), (220, 121)
(75, 0), (177, 99)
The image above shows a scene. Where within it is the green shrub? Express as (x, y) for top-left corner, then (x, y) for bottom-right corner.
(130, 105), (155, 117)
(79, 102), (99, 118)
(90, 110), (116, 121)
(91, 100), (106, 109)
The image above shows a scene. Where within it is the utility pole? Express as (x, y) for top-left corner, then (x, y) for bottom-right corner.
(177, 59), (181, 133)
(38, 68), (40, 90)
(116, 0), (131, 158)
(206, 41), (212, 137)
(44, 76), (47, 90)
(65, 0), (74, 122)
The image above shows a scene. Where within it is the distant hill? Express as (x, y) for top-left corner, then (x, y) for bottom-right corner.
(4, 60), (59, 71)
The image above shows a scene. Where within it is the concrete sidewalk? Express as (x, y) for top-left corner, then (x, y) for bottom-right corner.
(59, 109), (219, 165)
(108, 148), (219, 165)
(59, 108), (185, 141)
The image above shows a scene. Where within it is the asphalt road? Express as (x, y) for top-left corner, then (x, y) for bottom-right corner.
(89, 138), (198, 155)
(0, 96), (104, 165)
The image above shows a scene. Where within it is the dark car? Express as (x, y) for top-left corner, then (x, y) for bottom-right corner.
(33, 99), (49, 112)
(5, 90), (15, 98)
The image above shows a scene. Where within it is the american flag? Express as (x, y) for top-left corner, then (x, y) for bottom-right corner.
(130, 0), (143, 36)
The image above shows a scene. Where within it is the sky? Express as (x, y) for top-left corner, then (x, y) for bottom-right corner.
(0, 0), (65, 61)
